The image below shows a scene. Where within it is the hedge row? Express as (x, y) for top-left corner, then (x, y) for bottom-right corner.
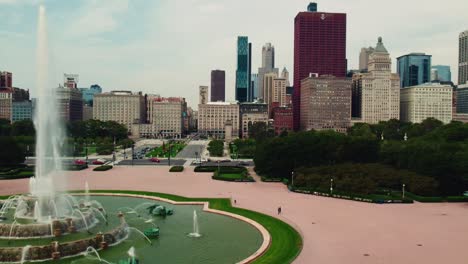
(404, 192), (468, 203)
(261, 177), (283, 182)
(291, 187), (414, 204)
(194, 166), (247, 173)
(93, 165), (113, 171)
(212, 175), (255, 182)
(64, 164), (88, 171)
(169, 166), (184, 172)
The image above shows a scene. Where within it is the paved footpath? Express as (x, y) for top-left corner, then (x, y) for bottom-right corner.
(1, 166), (468, 264)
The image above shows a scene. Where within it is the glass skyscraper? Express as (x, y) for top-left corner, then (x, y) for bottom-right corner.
(236, 36), (252, 102)
(397, 53), (432, 87)
(431, 65), (452, 82)
(79, 84), (102, 106)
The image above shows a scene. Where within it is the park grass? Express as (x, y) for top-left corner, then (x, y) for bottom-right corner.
(85, 190), (303, 264)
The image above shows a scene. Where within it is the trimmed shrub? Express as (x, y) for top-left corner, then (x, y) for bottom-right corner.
(64, 164), (88, 171)
(93, 165), (113, 171)
(169, 166), (184, 172)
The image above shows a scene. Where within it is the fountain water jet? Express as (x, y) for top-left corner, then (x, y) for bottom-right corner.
(20, 245), (31, 264)
(188, 210), (201, 238)
(127, 227), (152, 245)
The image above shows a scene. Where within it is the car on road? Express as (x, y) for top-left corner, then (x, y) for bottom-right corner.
(238, 161), (249, 166)
(220, 159), (231, 163)
(192, 160), (202, 165)
(150, 157), (160, 163)
(74, 159), (86, 165)
(92, 159), (106, 165)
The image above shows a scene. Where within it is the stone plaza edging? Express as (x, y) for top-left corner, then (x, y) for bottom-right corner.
(81, 193), (272, 264)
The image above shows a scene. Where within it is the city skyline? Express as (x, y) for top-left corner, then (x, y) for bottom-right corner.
(0, 0), (466, 109)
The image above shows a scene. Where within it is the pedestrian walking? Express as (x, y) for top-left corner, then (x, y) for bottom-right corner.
(277, 206), (282, 215)
(234, 199), (237, 204)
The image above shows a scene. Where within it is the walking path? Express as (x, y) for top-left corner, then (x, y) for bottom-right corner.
(1, 166), (467, 264)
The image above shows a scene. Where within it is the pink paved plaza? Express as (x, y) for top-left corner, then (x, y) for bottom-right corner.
(1, 166), (467, 264)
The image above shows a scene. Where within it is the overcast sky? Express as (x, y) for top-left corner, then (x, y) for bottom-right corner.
(0, 0), (466, 109)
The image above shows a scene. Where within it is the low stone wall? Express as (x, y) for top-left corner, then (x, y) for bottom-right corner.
(0, 211), (96, 238)
(0, 216), (127, 263)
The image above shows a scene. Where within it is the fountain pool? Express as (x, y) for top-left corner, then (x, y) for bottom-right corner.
(0, 195), (263, 264)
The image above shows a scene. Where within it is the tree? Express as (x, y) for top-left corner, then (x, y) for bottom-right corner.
(208, 140), (224, 157)
(0, 137), (25, 166)
(11, 120), (35, 136)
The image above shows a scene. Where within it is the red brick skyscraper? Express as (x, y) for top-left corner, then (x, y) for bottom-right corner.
(293, 3), (347, 130)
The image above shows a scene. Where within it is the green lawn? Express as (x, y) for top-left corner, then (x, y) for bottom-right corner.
(73, 190), (303, 264)
(219, 173), (244, 179)
(146, 143), (186, 158)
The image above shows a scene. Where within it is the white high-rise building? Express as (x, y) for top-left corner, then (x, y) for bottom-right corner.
(352, 37), (400, 124)
(273, 78), (287, 107)
(359, 47), (375, 71)
(281, 67), (290, 86)
(400, 82), (453, 124)
(94, 91), (145, 132)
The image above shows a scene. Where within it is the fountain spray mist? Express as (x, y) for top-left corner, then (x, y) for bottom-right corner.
(32, 5), (66, 220)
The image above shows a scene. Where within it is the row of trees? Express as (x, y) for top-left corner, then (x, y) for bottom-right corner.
(254, 118), (468, 196)
(0, 119), (132, 164)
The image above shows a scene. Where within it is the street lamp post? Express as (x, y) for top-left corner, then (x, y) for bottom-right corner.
(402, 184), (406, 199)
(291, 171), (295, 187)
(85, 141), (88, 163)
(330, 178), (334, 195)
(168, 141), (172, 166)
(131, 144), (135, 166)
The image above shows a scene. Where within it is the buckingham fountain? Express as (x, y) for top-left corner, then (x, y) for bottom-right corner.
(0, 5), (263, 264)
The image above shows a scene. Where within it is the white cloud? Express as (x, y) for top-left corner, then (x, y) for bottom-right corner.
(65, 0), (129, 38)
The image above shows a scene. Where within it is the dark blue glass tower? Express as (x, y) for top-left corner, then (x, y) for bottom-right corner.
(397, 53), (432, 87)
(236, 36), (252, 102)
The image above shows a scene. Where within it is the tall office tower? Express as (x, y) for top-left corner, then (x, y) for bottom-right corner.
(281, 67), (290, 86)
(263, 72), (278, 112)
(211, 70), (225, 102)
(236, 36), (252, 102)
(64, 74), (79, 89)
(79, 84), (102, 106)
(431, 65), (451, 82)
(352, 37), (400, 124)
(300, 74), (352, 133)
(293, 3), (347, 130)
(199, 86), (208, 105)
(0, 72), (13, 88)
(56, 84), (83, 122)
(456, 84), (468, 113)
(359, 47), (375, 71)
(459, 30), (468, 85)
(258, 43), (279, 100)
(251, 73), (259, 99)
(397, 53), (432, 88)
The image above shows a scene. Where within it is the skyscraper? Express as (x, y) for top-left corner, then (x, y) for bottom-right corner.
(258, 43), (279, 100)
(459, 30), (468, 85)
(281, 67), (290, 86)
(293, 3), (347, 130)
(359, 47), (375, 71)
(431, 65), (451, 82)
(199, 86), (208, 105)
(211, 70), (225, 102)
(397, 53), (432, 88)
(251, 73), (259, 99)
(236, 36), (252, 102)
(352, 37), (400, 124)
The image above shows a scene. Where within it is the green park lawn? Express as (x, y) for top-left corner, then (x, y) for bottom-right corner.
(146, 143), (186, 158)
